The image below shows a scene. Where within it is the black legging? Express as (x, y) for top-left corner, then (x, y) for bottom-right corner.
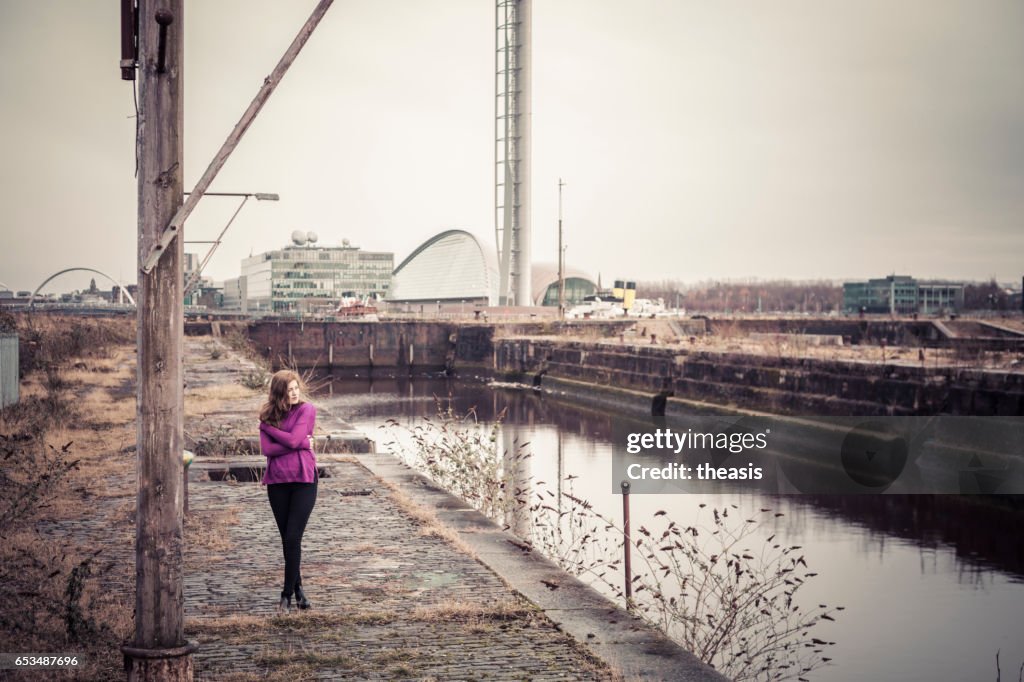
(267, 481), (317, 598)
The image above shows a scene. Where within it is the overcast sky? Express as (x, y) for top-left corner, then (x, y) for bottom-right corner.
(1, 0), (1022, 295)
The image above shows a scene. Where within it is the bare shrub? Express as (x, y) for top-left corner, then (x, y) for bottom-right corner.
(0, 316), (136, 680)
(0, 439), (80, 528)
(17, 315), (135, 376)
(383, 398), (528, 525)
(240, 368), (270, 391)
(385, 411), (841, 681)
(532, 493), (841, 681)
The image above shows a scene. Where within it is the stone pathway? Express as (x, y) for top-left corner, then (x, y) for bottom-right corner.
(183, 338), (614, 680)
(186, 470), (606, 680)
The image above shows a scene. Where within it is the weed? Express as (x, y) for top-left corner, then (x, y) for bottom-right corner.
(240, 368), (270, 391)
(0, 438), (80, 527)
(0, 315), (136, 681)
(383, 397), (526, 526)
(385, 408), (842, 681)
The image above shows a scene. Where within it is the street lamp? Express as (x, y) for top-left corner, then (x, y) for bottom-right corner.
(183, 191), (279, 299)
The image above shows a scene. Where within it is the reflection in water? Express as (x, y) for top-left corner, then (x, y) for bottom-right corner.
(318, 374), (1024, 581)
(313, 374), (1024, 681)
(784, 494), (1024, 580)
(503, 426), (533, 540)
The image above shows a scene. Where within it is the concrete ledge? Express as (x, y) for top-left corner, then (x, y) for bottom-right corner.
(353, 449), (727, 681)
(188, 431), (375, 456)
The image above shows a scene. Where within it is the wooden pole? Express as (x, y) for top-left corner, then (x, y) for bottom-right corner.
(123, 1), (196, 679)
(125, 4), (335, 673)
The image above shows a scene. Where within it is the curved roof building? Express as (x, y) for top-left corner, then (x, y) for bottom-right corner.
(388, 230), (499, 305)
(531, 263), (598, 306)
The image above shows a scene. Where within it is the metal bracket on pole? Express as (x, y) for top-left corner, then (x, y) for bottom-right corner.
(183, 194), (248, 298)
(140, 0), (335, 275)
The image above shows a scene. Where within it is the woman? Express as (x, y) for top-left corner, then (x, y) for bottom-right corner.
(259, 369), (317, 613)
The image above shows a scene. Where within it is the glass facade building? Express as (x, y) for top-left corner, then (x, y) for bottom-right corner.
(241, 243), (393, 314)
(843, 275), (964, 314)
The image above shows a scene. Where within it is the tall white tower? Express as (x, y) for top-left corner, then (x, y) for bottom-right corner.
(495, 0), (532, 306)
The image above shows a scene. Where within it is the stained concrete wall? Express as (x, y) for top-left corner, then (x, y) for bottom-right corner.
(246, 321), (457, 373)
(234, 320), (1023, 415)
(242, 320), (634, 374)
(495, 338), (1024, 417)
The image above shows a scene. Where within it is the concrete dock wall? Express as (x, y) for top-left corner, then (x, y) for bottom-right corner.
(495, 338), (1024, 417)
(710, 317), (1024, 350)
(241, 320), (634, 374)
(244, 321), (467, 373)
(229, 320), (1023, 416)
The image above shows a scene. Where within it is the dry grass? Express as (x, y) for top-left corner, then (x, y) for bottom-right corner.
(61, 366), (133, 389)
(0, 530), (134, 682)
(256, 646), (362, 670)
(0, 316), (139, 682)
(185, 383), (261, 417)
(74, 388), (137, 425)
(323, 454), (359, 464)
(189, 600), (533, 640)
(184, 507), (241, 565)
(380, 481), (480, 561)
(187, 383), (262, 402)
(410, 599), (533, 622)
(41, 420), (135, 508)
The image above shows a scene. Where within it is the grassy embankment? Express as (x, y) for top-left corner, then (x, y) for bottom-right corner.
(1, 313), (138, 679)
(0, 314), (257, 679)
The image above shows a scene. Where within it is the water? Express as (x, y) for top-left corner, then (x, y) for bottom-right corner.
(313, 375), (1024, 682)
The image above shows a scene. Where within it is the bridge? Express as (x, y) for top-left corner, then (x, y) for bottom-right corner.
(28, 267), (136, 308)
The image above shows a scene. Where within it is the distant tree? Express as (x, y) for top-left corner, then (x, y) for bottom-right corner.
(636, 279), (842, 314)
(963, 279), (1008, 311)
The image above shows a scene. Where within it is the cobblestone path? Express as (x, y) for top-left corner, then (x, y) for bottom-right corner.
(184, 338), (613, 680)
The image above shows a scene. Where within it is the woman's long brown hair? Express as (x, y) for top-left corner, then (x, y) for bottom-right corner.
(259, 370), (303, 426)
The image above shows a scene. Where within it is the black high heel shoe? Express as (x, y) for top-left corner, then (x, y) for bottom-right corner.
(294, 584), (311, 610)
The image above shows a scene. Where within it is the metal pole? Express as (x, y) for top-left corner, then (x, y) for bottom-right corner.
(182, 194), (249, 298)
(124, 1), (196, 678)
(119, 0), (137, 80)
(557, 178), (565, 318)
(621, 480), (632, 609)
(516, 0), (533, 308)
(556, 431), (564, 544)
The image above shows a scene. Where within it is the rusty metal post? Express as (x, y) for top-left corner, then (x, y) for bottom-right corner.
(183, 451), (193, 515)
(621, 480), (632, 609)
(119, 0), (138, 80)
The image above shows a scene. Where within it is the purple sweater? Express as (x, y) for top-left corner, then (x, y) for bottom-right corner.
(259, 402), (317, 485)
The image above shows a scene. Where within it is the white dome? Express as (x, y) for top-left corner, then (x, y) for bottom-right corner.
(389, 230), (498, 304)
